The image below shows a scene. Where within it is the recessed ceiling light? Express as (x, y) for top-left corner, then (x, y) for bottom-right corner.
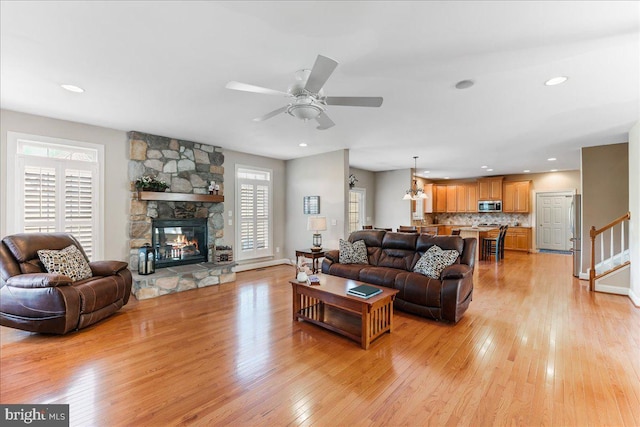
(481, 165), (488, 169)
(550, 169), (558, 172)
(487, 169), (494, 172)
(299, 143), (307, 147)
(547, 157), (556, 161)
(61, 84), (84, 93)
(544, 76), (568, 86)
(524, 169), (530, 173)
(455, 80), (474, 89)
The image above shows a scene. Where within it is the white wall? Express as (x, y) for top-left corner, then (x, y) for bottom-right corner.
(285, 150), (348, 258)
(581, 143), (629, 274)
(374, 168), (412, 229)
(222, 149), (287, 264)
(0, 109), (129, 261)
(349, 167), (376, 226)
(629, 121), (639, 306)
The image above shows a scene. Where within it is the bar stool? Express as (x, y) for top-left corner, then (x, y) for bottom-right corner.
(499, 225), (509, 259)
(482, 226), (505, 261)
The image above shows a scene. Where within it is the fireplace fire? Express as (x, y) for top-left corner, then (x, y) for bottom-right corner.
(152, 218), (208, 268)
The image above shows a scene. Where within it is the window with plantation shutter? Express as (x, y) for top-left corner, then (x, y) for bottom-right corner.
(7, 132), (103, 260)
(236, 166), (273, 260)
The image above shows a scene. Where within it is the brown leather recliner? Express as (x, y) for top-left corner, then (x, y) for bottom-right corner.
(0, 233), (132, 334)
(322, 230), (476, 323)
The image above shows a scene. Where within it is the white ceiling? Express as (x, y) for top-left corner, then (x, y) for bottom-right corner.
(1, 1), (638, 179)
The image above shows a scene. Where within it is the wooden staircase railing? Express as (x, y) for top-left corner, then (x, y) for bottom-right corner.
(589, 211), (631, 291)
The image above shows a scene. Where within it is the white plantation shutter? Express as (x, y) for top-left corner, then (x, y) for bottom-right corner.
(23, 166), (57, 233)
(7, 133), (103, 261)
(240, 183), (255, 251)
(256, 184), (269, 250)
(236, 166), (273, 260)
(64, 169), (94, 258)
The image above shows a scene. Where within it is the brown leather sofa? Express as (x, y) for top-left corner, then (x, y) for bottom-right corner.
(322, 230), (476, 323)
(0, 233), (132, 334)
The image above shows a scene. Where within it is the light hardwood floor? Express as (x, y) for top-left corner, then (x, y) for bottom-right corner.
(1, 252), (639, 426)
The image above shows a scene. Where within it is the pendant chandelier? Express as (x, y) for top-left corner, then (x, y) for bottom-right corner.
(403, 156), (428, 200)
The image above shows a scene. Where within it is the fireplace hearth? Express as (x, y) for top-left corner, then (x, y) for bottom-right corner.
(152, 218), (207, 268)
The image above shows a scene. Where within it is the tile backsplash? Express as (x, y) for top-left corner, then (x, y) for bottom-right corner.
(418, 212), (531, 227)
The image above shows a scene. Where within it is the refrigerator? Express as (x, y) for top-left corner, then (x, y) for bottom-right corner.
(569, 195), (581, 277)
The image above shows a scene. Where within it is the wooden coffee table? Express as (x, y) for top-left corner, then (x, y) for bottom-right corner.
(290, 275), (399, 349)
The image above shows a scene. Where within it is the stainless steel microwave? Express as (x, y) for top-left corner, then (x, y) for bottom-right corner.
(478, 200), (502, 212)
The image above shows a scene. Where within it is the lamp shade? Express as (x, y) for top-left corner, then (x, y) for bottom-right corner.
(307, 216), (327, 232)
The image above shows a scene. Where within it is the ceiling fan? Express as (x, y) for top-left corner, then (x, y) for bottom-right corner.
(225, 54), (383, 130)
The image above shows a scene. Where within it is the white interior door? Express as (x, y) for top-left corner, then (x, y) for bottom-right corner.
(536, 192), (572, 251)
(348, 188), (366, 233)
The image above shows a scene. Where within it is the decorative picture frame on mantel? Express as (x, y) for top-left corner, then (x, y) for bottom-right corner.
(303, 196), (320, 214)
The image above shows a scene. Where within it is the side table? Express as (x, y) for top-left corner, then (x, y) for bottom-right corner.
(295, 249), (327, 275)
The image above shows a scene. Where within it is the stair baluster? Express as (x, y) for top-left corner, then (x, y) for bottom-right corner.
(589, 211), (631, 291)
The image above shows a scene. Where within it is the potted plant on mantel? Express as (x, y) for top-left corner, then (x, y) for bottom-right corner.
(135, 175), (169, 193)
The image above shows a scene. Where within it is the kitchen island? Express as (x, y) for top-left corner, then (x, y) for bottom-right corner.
(458, 226), (499, 262)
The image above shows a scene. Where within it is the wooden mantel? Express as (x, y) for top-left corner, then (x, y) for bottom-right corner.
(137, 191), (224, 203)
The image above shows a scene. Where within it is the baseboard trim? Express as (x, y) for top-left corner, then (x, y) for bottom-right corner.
(233, 258), (291, 272)
(594, 284), (630, 296)
(579, 272), (589, 280)
(628, 288), (640, 307)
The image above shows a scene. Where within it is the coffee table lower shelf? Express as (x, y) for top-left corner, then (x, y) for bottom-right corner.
(297, 303), (364, 343)
(291, 280), (397, 349)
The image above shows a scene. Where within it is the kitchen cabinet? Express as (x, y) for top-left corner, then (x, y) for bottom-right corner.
(439, 225), (453, 235)
(503, 227), (531, 251)
(436, 183), (478, 213)
(503, 181), (530, 213)
(422, 183), (434, 213)
(434, 185), (448, 212)
(478, 177), (503, 200)
(455, 183), (478, 212)
(446, 185), (457, 212)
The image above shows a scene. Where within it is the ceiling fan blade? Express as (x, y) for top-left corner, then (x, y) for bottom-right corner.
(315, 112), (335, 130)
(226, 81), (290, 97)
(325, 96), (384, 107)
(304, 55), (338, 93)
(253, 106), (288, 122)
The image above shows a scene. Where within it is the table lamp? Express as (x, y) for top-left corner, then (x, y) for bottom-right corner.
(307, 216), (327, 251)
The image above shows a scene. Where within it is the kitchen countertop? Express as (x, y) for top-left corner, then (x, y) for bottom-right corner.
(457, 226), (500, 232)
(425, 224), (531, 229)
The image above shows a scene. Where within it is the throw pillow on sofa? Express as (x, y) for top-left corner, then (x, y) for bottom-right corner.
(413, 245), (459, 279)
(339, 239), (369, 265)
(38, 245), (93, 282)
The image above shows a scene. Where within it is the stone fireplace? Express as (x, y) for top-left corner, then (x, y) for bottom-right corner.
(127, 131), (235, 300)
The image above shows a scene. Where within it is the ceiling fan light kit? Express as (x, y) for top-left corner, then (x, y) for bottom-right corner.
(287, 98), (324, 120)
(226, 54), (383, 130)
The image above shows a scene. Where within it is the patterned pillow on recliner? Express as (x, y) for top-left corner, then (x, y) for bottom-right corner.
(339, 239), (369, 264)
(38, 245), (93, 282)
(413, 245), (459, 279)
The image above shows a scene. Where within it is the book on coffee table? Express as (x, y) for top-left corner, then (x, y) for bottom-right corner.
(347, 284), (382, 299)
(307, 275), (321, 285)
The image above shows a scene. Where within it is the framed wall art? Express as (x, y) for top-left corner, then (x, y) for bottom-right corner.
(303, 196), (320, 214)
